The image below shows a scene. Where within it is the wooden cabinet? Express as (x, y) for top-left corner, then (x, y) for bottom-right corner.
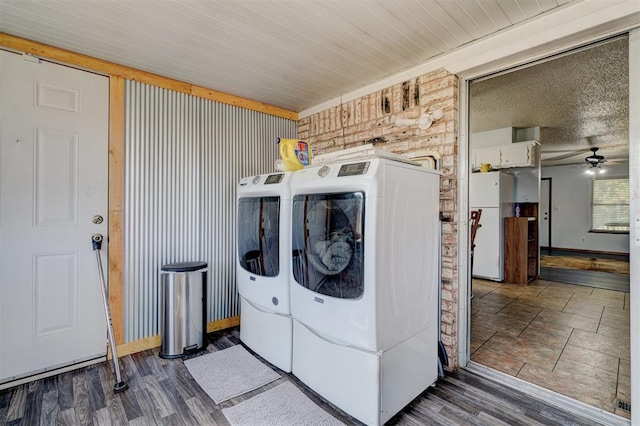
(504, 204), (539, 285)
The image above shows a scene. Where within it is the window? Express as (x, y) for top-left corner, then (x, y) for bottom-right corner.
(591, 178), (629, 233)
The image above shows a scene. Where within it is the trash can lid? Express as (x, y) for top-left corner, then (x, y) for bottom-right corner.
(161, 261), (208, 272)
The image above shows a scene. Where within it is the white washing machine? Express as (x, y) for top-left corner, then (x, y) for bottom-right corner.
(290, 156), (440, 425)
(237, 172), (293, 372)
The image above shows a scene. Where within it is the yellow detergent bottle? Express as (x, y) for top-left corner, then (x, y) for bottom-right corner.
(276, 138), (312, 171)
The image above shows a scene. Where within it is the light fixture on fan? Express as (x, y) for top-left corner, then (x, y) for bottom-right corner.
(395, 109), (444, 130)
(585, 167), (606, 175)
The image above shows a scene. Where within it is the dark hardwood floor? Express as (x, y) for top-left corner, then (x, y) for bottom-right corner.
(540, 267), (629, 293)
(1, 327), (611, 425)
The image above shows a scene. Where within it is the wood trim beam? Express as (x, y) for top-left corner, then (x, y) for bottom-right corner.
(115, 317), (241, 357)
(109, 76), (126, 344)
(0, 32), (297, 120)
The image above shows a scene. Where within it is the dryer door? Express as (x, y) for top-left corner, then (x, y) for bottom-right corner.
(238, 196), (280, 277)
(292, 192), (364, 299)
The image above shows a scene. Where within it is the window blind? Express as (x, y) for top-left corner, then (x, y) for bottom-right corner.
(591, 178), (630, 232)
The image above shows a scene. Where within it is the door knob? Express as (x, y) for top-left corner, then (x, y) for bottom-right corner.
(92, 215), (104, 224)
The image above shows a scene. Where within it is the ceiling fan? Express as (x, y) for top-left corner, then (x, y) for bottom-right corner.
(584, 147), (606, 167)
(579, 147), (614, 175)
(541, 144), (625, 168)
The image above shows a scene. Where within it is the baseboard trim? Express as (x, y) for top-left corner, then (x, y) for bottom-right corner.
(116, 316), (240, 357)
(543, 246), (629, 259)
(0, 356), (105, 390)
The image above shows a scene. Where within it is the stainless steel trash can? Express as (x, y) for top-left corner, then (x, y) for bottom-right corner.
(159, 261), (208, 359)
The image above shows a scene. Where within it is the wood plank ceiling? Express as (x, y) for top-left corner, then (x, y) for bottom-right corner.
(0, 0), (572, 113)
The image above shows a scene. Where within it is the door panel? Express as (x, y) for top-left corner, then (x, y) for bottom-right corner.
(0, 52), (109, 383)
(35, 129), (79, 225)
(34, 253), (78, 336)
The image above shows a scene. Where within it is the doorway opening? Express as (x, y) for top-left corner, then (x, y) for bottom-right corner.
(466, 35), (631, 421)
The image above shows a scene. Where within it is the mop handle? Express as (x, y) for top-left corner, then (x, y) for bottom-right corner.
(92, 234), (128, 393)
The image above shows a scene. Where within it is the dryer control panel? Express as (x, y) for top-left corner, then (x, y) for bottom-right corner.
(264, 173), (284, 184)
(239, 173), (285, 186)
(337, 161), (370, 177)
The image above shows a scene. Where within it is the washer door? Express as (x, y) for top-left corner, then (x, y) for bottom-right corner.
(237, 196), (280, 277)
(292, 192), (364, 299)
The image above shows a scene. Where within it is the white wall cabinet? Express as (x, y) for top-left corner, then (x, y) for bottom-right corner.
(474, 148), (502, 170)
(501, 142), (535, 167)
(472, 140), (539, 170)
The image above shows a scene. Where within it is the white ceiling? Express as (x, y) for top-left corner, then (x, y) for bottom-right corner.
(0, 0), (632, 165)
(0, 0), (572, 113)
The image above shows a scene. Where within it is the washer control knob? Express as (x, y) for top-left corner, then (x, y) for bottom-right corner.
(272, 297), (279, 306)
(252, 175), (261, 185)
(318, 165), (330, 177)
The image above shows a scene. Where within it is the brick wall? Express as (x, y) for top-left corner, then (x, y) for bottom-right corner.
(297, 68), (460, 369)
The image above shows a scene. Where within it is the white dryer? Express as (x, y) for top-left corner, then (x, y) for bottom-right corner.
(237, 172), (293, 372)
(290, 157), (440, 425)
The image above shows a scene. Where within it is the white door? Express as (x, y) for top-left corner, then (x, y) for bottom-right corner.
(0, 52), (109, 383)
(540, 178), (551, 248)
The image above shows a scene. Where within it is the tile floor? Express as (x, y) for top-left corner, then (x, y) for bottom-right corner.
(470, 277), (631, 419)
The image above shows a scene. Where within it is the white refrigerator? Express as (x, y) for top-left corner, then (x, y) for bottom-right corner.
(470, 171), (515, 281)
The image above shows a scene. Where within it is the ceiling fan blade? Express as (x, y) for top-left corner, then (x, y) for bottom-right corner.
(540, 148), (584, 153)
(604, 158), (625, 165)
(542, 150), (586, 161)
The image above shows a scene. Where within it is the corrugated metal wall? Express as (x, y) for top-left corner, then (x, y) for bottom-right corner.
(125, 81), (296, 341)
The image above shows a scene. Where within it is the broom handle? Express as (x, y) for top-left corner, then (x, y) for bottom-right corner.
(92, 234), (127, 392)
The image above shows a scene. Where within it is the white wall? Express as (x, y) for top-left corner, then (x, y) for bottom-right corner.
(470, 127), (515, 149)
(541, 162), (630, 254)
(470, 127), (540, 150)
